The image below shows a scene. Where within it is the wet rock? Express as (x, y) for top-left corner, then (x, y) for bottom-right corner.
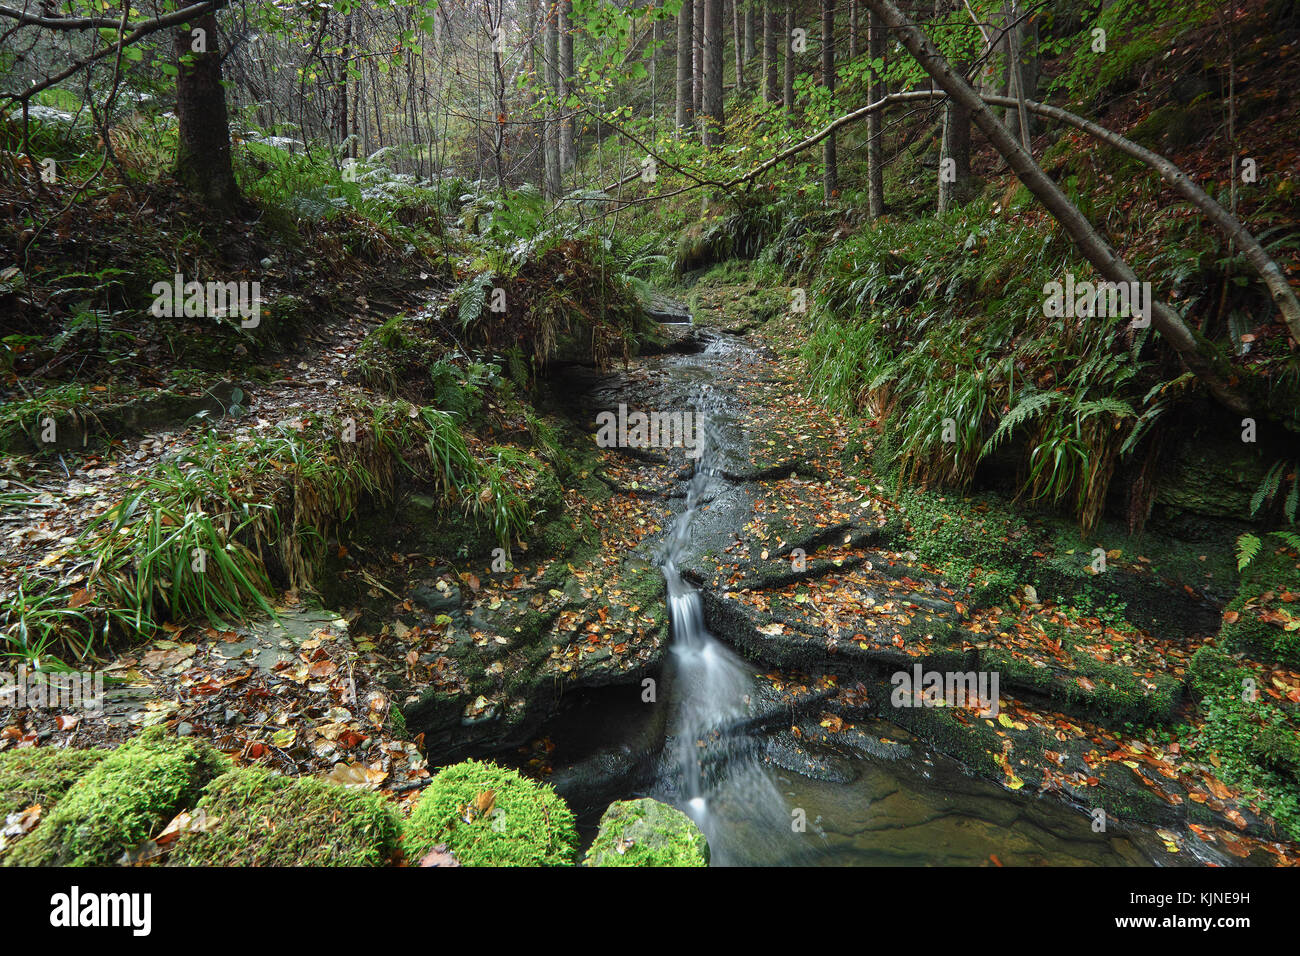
(585, 798), (709, 867)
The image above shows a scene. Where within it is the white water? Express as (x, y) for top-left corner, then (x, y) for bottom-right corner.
(654, 391), (793, 864)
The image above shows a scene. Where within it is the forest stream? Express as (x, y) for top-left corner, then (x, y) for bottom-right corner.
(526, 322), (1248, 867)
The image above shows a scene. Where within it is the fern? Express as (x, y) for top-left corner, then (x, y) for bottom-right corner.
(1237, 533), (1262, 572)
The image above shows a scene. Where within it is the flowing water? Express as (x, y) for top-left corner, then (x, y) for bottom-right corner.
(653, 395), (798, 865)
(541, 332), (1242, 867)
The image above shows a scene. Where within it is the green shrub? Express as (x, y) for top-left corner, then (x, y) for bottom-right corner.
(6, 729), (227, 866)
(169, 767), (401, 867)
(584, 798), (709, 867)
(403, 759), (577, 867)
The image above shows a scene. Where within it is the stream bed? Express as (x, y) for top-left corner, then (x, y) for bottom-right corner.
(511, 324), (1249, 867)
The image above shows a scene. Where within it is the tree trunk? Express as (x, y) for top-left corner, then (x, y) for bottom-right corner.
(693, 6), (704, 116)
(559, 0), (575, 170)
(733, 0), (745, 90)
(676, 0), (695, 130)
(783, 4), (795, 112)
(173, 11), (239, 212)
(859, 0), (1248, 413)
(1002, 0), (1031, 147)
(744, 2), (756, 69)
(702, 0), (725, 146)
(823, 0), (837, 200)
(849, 0), (858, 58)
(527, 0), (542, 189)
(866, 7), (885, 217)
(936, 1), (970, 212)
(763, 0), (779, 102)
(543, 1), (561, 196)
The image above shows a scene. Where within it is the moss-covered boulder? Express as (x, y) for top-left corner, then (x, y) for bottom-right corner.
(0, 746), (108, 819)
(5, 729), (226, 867)
(169, 767), (401, 866)
(584, 798), (709, 867)
(1220, 543), (1300, 667)
(403, 759), (577, 866)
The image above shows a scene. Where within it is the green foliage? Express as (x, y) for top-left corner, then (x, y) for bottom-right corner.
(1051, 0), (1220, 105)
(1189, 647), (1300, 840)
(1221, 541), (1300, 667)
(169, 767), (401, 866)
(403, 759), (578, 866)
(1, 570), (129, 664)
(584, 798), (709, 867)
(0, 747), (108, 821)
(896, 489), (1029, 606)
(801, 200), (1151, 534)
(6, 729), (227, 867)
(1250, 459), (1299, 526)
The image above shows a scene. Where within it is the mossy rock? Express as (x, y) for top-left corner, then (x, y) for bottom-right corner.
(403, 759), (577, 866)
(169, 767), (401, 866)
(1220, 545), (1300, 667)
(0, 747), (109, 821)
(5, 729), (227, 867)
(584, 798), (709, 867)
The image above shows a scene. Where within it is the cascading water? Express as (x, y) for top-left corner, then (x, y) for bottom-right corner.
(653, 380), (796, 865)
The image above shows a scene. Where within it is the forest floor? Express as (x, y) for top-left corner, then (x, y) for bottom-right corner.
(4, 250), (1299, 864)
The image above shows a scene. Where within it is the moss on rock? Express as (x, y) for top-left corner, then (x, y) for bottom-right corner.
(0, 747), (108, 819)
(5, 729), (227, 867)
(403, 759), (577, 866)
(584, 798), (709, 867)
(1220, 545), (1300, 667)
(169, 767), (401, 866)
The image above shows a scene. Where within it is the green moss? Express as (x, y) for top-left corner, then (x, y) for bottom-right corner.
(1220, 546), (1300, 667)
(403, 759), (577, 866)
(0, 747), (108, 819)
(885, 702), (1001, 777)
(584, 798), (709, 867)
(1189, 646), (1300, 839)
(169, 767), (401, 866)
(5, 729), (227, 866)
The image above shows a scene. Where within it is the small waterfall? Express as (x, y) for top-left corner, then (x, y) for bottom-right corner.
(654, 390), (792, 864)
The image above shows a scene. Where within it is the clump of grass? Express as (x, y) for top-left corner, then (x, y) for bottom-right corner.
(42, 398), (546, 653)
(801, 200), (1147, 535)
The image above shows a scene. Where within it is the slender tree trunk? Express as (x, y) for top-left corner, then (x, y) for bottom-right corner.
(1002, 0), (1031, 148)
(733, 0), (745, 90)
(487, 0), (506, 190)
(676, 0), (696, 130)
(527, 0), (542, 189)
(866, 7), (885, 216)
(936, 1), (970, 212)
(783, 4), (795, 112)
(823, 0), (837, 200)
(693, 6), (704, 115)
(744, 2), (756, 70)
(860, 0), (1248, 413)
(174, 11), (239, 212)
(559, 0), (575, 170)
(543, 1), (561, 196)
(849, 0), (858, 57)
(703, 0), (725, 146)
(763, 0), (779, 102)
